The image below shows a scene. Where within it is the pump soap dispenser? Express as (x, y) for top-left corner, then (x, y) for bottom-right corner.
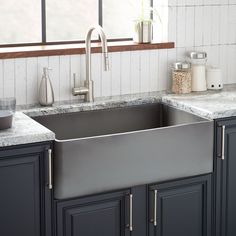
(38, 67), (54, 106)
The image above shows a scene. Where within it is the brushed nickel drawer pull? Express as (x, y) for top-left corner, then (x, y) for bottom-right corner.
(129, 194), (133, 231)
(154, 190), (157, 227)
(221, 125), (225, 160)
(48, 149), (53, 189)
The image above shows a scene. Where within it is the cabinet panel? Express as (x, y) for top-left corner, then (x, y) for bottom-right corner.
(0, 144), (52, 236)
(0, 155), (40, 236)
(149, 175), (212, 236)
(215, 120), (236, 236)
(56, 190), (131, 236)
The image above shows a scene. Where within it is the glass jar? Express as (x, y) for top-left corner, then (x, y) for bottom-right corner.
(172, 62), (192, 94)
(188, 51), (207, 92)
(0, 97), (16, 114)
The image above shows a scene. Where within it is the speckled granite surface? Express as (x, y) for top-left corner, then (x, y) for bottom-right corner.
(0, 112), (55, 147)
(21, 91), (164, 117)
(162, 84), (236, 120)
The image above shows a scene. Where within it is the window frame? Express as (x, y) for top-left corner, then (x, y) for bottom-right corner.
(0, 0), (154, 47)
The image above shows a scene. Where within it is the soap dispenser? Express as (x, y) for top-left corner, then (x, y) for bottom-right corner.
(38, 67), (54, 106)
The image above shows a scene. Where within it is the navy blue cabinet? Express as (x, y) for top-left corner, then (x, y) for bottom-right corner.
(0, 143), (52, 236)
(149, 175), (212, 236)
(56, 189), (132, 236)
(55, 175), (212, 236)
(215, 119), (236, 236)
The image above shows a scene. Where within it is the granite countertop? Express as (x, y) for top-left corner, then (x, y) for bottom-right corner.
(1, 84), (236, 147)
(162, 84), (236, 120)
(0, 112), (55, 147)
(20, 91), (164, 117)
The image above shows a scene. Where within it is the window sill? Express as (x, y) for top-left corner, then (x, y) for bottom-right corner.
(0, 41), (175, 59)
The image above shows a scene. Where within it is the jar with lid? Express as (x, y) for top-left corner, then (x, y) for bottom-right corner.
(188, 51), (207, 92)
(172, 62), (192, 94)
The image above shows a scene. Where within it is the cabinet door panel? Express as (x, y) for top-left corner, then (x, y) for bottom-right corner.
(0, 155), (40, 236)
(56, 190), (130, 236)
(149, 175), (211, 236)
(225, 130), (236, 235)
(215, 122), (236, 236)
(67, 201), (121, 236)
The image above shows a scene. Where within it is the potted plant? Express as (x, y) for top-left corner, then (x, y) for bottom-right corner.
(133, 0), (162, 44)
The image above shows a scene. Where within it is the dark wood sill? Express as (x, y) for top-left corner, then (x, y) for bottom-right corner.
(0, 41), (175, 59)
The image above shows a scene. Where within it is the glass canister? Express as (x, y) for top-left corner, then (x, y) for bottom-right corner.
(0, 97), (16, 114)
(172, 62), (192, 94)
(188, 51), (207, 92)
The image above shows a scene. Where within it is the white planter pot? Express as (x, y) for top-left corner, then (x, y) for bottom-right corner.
(133, 20), (153, 43)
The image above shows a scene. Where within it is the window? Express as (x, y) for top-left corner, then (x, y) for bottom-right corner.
(0, 0), (168, 46)
(0, 0), (42, 45)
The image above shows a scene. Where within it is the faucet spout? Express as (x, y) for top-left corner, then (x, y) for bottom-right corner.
(72, 25), (109, 102)
(86, 25), (109, 76)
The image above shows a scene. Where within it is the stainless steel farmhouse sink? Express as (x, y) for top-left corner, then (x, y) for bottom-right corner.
(33, 103), (214, 199)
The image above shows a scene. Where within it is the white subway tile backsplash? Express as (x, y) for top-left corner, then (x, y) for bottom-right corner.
(158, 49), (168, 90)
(168, 6), (177, 43)
(211, 6), (220, 45)
(227, 45), (236, 84)
(203, 6), (212, 46)
(140, 51), (150, 93)
(59, 56), (70, 101)
(219, 5), (229, 45)
(3, 59), (15, 98)
(149, 50), (159, 91)
(219, 45), (229, 84)
(111, 52), (121, 96)
(130, 51), (140, 94)
(120, 51), (131, 95)
(194, 6), (203, 46)
(15, 58), (27, 105)
(176, 7), (186, 47)
(0, 2), (236, 105)
(26, 57), (38, 105)
(228, 5), (236, 44)
(185, 7), (195, 47)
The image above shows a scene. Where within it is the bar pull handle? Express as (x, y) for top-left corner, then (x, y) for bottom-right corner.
(48, 149), (53, 189)
(221, 125), (225, 160)
(153, 190), (157, 227)
(127, 194), (133, 232)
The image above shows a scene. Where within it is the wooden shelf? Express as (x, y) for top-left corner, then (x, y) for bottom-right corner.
(0, 41), (175, 59)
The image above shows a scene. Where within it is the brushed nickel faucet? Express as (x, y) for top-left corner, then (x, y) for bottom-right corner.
(72, 25), (109, 102)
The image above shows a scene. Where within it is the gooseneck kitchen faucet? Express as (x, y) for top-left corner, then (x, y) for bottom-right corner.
(72, 25), (109, 102)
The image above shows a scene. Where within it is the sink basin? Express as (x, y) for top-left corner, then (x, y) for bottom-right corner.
(33, 103), (213, 199)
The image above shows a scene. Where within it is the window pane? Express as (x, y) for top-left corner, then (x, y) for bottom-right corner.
(0, 0), (41, 45)
(46, 0), (99, 42)
(103, 0), (149, 39)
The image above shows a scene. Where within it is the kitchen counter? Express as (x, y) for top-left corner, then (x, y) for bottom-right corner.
(1, 84), (236, 147)
(162, 84), (236, 120)
(20, 91), (163, 117)
(0, 112), (55, 147)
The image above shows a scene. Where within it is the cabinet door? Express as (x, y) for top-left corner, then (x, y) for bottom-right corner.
(56, 190), (132, 236)
(215, 120), (236, 236)
(0, 144), (52, 236)
(149, 175), (212, 236)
